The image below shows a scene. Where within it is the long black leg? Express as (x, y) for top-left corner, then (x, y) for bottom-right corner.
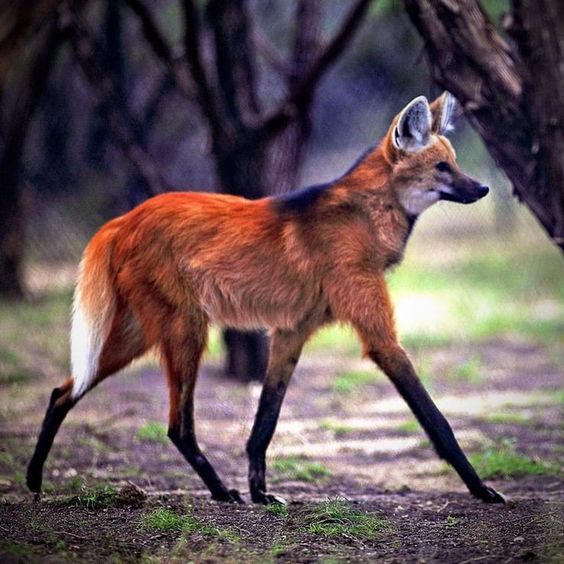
(168, 413), (243, 503)
(369, 346), (504, 503)
(26, 382), (75, 496)
(246, 327), (309, 504)
(163, 328), (242, 503)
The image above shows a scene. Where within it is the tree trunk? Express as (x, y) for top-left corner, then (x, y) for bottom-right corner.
(511, 0), (564, 247)
(403, 0), (563, 250)
(0, 16), (66, 299)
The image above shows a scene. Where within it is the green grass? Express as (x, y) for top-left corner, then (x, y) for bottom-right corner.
(388, 237), (563, 347)
(143, 507), (238, 542)
(0, 291), (71, 384)
(263, 503), (290, 518)
(333, 369), (379, 394)
(272, 457), (332, 482)
(143, 508), (192, 533)
(480, 412), (530, 426)
(397, 419), (420, 434)
(136, 421), (169, 444)
(469, 442), (560, 479)
(71, 485), (119, 509)
(298, 498), (389, 540)
(305, 325), (360, 356)
(320, 419), (353, 436)
(448, 357), (484, 384)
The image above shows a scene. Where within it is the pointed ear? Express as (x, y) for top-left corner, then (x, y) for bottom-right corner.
(392, 96), (432, 152)
(429, 91), (458, 135)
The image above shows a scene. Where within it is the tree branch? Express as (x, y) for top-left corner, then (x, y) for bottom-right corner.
(258, 0), (373, 141)
(180, 0), (221, 130)
(66, 5), (167, 196)
(125, 0), (193, 97)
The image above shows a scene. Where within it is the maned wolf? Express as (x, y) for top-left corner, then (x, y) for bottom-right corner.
(27, 93), (503, 505)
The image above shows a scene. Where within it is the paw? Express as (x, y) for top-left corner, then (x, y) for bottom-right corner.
(26, 467), (42, 494)
(251, 490), (287, 505)
(212, 488), (245, 504)
(475, 485), (506, 504)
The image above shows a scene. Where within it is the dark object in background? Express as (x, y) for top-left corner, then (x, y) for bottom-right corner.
(223, 329), (269, 382)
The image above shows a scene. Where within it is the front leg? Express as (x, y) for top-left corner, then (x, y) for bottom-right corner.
(368, 344), (504, 503)
(246, 320), (320, 504)
(328, 272), (503, 503)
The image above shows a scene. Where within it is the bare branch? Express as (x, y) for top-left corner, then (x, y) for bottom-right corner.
(180, 0), (220, 129)
(125, 0), (193, 97)
(206, 0), (261, 123)
(66, 5), (167, 196)
(258, 0), (373, 141)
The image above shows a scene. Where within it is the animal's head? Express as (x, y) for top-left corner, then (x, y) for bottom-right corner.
(383, 93), (489, 217)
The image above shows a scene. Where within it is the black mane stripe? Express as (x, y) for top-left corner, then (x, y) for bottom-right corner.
(273, 182), (333, 213)
(272, 143), (378, 215)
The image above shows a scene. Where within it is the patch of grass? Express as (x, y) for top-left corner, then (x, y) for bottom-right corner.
(298, 497), (388, 540)
(305, 325), (361, 356)
(143, 507), (238, 542)
(0, 347), (35, 386)
(0, 541), (39, 559)
(481, 412), (530, 426)
(397, 419), (420, 434)
(0, 291), (71, 376)
(333, 369), (378, 394)
(136, 421), (168, 444)
(65, 475), (83, 494)
(71, 484), (119, 509)
(388, 235), (564, 346)
(320, 419), (353, 436)
(445, 516), (460, 527)
(469, 441), (560, 479)
(263, 503), (290, 518)
(449, 357), (484, 384)
(143, 508), (190, 532)
(272, 457), (332, 482)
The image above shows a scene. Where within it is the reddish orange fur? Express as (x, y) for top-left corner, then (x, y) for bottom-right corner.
(74, 94), (465, 420)
(28, 94), (505, 504)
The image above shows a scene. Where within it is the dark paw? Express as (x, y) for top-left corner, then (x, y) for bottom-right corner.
(26, 466), (42, 494)
(212, 489), (245, 504)
(474, 486), (506, 504)
(251, 490), (287, 505)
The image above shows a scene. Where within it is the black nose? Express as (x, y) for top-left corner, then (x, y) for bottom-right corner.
(478, 185), (489, 197)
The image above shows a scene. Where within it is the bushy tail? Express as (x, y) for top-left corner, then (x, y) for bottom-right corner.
(70, 225), (118, 399)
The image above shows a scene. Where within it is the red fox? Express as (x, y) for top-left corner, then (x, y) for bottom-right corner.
(27, 93), (503, 504)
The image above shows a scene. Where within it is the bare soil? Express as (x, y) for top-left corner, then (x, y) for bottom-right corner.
(1, 340), (562, 562)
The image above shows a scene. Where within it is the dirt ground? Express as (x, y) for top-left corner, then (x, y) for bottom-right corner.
(1, 339), (562, 562)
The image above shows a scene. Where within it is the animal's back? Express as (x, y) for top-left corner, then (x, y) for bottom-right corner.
(107, 192), (324, 330)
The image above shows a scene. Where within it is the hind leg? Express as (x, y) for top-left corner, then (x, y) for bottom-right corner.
(26, 305), (147, 495)
(247, 317), (322, 504)
(163, 314), (242, 503)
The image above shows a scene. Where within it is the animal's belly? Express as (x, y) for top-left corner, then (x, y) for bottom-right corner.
(199, 278), (322, 330)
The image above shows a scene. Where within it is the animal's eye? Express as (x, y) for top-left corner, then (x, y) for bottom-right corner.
(435, 161), (451, 173)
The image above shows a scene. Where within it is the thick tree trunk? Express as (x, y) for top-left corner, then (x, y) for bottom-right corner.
(403, 0), (563, 250)
(511, 0), (564, 247)
(0, 16), (65, 299)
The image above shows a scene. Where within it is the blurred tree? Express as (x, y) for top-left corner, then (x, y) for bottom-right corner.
(0, 11), (68, 298)
(126, 0), (372, 380)
(0, 0), (371, 383)
(404, 0), (564, 251)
